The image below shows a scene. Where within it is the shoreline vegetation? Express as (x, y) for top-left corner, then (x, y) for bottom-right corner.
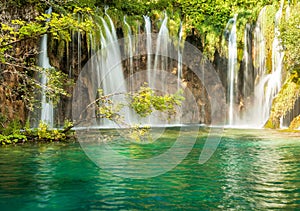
(1, 86), (185, 145)
(1, 125), (300, 146)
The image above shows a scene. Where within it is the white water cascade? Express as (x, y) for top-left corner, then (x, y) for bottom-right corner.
(153, 14), (170, 91)
(235, 6), (268, 127)
(226, 14), (238, 125)
(177, 22), (183, 90)
(39, 7), (54, 127)
(77, 10), (185, 127)
(144, 15), (152, 85)
(96, 11), (130, 127)
(241, 24), (253, 101)
(251, 6), (269, 127)
(257, 1), (285, 127)
(269, 1), (285, 128)
(227, 1), (287, 128)
(99, 14), (126, 95)
(124, 16), (134, 90)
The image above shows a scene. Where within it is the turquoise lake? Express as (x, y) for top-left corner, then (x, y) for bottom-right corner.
(0, 128), (299, 210)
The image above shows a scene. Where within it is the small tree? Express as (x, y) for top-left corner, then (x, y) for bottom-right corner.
(76, 84), (185, 142)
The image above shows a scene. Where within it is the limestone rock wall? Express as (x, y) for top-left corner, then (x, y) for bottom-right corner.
(0, 2), (40, 125)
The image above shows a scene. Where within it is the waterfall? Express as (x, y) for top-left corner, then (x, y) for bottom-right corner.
(177, 22), (183, 90)
(236, 6), (267, 127)
(124, 16), (134, 91)
(143, 15), (152, 85)
(261, 1), (284, 126)
(94, 11), (130, 127)
(77, 14), (82, 75)
(39, 7), (54, 127)
(99, 15), (126, 95)
(81, 10), (187, 127)
(226, 1), (287, 128)
(226, 14), (238, 125)
(153, 14), (169, 90)
(264, 1), (284, 124)
(241, 24), (254, 100)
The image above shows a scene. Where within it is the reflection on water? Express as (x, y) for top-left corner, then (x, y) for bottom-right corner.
(218, 134), (300, 209)
(0, 128), (299, 210)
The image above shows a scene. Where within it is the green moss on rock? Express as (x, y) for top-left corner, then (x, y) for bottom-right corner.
(265, 74), (300, 129)
(289, 115), (300, 130)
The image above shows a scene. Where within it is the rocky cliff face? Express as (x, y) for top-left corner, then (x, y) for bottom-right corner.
(0, 2), (40, 125)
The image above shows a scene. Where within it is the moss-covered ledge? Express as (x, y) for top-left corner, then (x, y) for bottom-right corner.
(265, 73), (300, 129)
(289, 115), (300, 130)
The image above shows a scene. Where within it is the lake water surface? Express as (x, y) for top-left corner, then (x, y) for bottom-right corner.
(0, 128), (299, 210)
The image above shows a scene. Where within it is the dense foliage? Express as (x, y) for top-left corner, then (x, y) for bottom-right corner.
(280, 2), (300, 76)
(175, 0), (277, 58)
(0, 119), (74, 145)
(39, 0), (278, 57)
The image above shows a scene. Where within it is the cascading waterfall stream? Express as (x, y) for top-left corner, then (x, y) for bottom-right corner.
(262, 0), (284, 126)
(99, 16), (126, 95)
(226, 1), (287, 128)
(94, 10), (132, 127)
(153, 14), (169, 91)
(271, 2), (284, 93)
(177, 22), (183, 90)
(226, 14), (238, 126)
(124, 16), (134, 91)
(96, 11), (185, 127)
(143, 15), (152, 85)
(74, 10), (192, 128)
(39, 7), (54, 127)
(234, 7), (267, 127)
(77, 14), (82, 76)
(251, 6), (268, 127)
(241, 24), (253, 101)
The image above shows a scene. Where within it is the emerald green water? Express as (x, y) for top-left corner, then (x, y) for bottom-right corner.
(0, 128), (300, 210)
